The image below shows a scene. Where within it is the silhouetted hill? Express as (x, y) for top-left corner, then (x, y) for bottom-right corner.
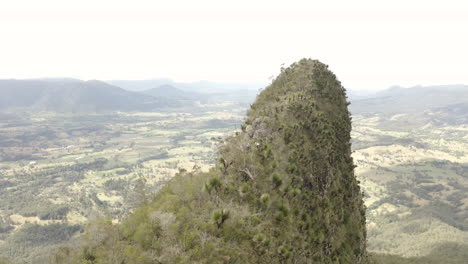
(0, 79), (181, 112)
(141, 83), (258, 106)
(106, 79), (173, 92)
(142, 84), (193, 99)
(107, 79), (263, 93)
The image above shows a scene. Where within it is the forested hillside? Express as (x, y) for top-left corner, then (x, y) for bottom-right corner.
(52, 59), (368, 263)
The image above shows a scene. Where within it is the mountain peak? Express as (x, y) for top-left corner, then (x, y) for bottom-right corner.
(54, 59), (368, 263)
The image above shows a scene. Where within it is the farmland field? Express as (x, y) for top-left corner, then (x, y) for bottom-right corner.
(0, 93), (467, 263)
(352, 112), (468, 261)
(0, 105), (246, 262)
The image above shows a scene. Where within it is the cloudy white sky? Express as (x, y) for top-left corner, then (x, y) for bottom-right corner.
(0, 0), (466, 90)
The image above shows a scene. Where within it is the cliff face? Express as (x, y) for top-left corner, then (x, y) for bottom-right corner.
(54, 59), (367, 264)
(219, 59), (367, 263)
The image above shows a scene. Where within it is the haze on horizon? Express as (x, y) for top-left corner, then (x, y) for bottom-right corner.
(0, 0), (467, 91)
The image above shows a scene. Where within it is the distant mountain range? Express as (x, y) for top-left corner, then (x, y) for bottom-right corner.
(349, 85), (468, 114)
(1, 78), (467, 116)
(348, 85), (468, 126)
(142, 84), (198, 100)
(110, 79), (261, 106)
(0, 78), (261, 113)
(0, 79), (182, 112)
(107, 79), (264, 93)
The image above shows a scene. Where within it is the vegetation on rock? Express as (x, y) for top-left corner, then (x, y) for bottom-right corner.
(52, 59), (368, 263)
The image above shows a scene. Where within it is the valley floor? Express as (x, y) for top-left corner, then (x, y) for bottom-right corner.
(0, 107), (466, 263)
(0, 105), (245, 263)
(352, 113), (468, 261)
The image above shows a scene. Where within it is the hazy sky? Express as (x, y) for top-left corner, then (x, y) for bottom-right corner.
(0, 0), (467, 90)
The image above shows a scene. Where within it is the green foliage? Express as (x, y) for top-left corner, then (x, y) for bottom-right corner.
(212, 209), (230, 229)
(271, 173), (282, 188)
(52, 59), (368, 263)
(204, 176), (222, 195)
(260, 193), (270, 204)
(10, 224), (80, 247)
